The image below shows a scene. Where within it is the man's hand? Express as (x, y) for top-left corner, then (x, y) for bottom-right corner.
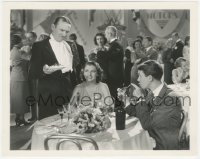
(131, 83), (144, 99)
(43, 64), (58, 74)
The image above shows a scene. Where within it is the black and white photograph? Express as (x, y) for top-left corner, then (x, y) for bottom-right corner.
(1, 1), (199, 157)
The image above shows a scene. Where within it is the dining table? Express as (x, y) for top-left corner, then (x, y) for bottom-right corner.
(31, 83), (190, 150)
(31, 114), (155, 150)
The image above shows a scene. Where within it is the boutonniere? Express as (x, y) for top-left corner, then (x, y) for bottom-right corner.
(174, 46), (177, 50)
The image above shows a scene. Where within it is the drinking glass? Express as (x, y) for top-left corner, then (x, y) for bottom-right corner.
(186, 79), (190, 90)
(57, 106), (65, 125)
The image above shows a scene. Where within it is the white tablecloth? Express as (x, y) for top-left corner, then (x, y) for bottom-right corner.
(31, 115), (155, 150)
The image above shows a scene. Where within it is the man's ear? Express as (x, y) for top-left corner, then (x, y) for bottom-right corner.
(148, 75), (153, 82)
(51, 24), (55, 31)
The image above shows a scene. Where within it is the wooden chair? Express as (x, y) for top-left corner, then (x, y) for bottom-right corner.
(178, 110), (189, 149)
(44, 133), (99, 150)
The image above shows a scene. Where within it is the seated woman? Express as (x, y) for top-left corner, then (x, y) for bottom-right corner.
(69, 61), (114, 110)
(172, 57), (190, 84)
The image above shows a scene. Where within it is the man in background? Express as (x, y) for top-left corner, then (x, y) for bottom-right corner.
(69, 33), (86, 85)
(171, 32), (184, 63)
(105, 26), (124, 106)
(143, 36), (158, 61)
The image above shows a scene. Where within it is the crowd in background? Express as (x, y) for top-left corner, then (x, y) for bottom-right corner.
(88, 32), (190, 86)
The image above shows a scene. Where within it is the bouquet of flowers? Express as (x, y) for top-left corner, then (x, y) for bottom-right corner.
(71, 104), (111, 134)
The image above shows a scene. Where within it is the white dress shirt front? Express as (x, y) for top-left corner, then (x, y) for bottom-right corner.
(49, 34), (73, 73)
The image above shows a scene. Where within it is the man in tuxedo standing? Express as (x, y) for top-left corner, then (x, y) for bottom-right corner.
(105, 26), (124, 105)
(171, 32), (184, 63)
(29, 16), (73, 120)
(125, 60), (182, 150)
(143, 36), (158, 61)
(69, 33), (86, 85)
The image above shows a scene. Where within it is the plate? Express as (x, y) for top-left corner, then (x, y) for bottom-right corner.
(49, 65), (65, 71)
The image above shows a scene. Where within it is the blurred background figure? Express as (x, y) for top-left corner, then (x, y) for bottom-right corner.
(162, 38), (174, 84)
(130, 39), (146, 85)
(143, 36), (158, 61)
(69, 33), (86, 84)
(38, 33), (50, 41)
(172, 57), (190, 84)
(124, 38), (134, 86)
(10, 34), (30, 126)
(105, 26), (124, 103)
(183, 35), (190, 63)
(25, 31), (37, 45)
(21, 31), (38, 122)
(20, 31), (37, 60)
(88, 52), (97, 62)
(90, 33), (108, 83)
(171, 32), (184, 63)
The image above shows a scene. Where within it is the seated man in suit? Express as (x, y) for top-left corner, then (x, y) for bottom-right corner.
(125, 60), (182, 150)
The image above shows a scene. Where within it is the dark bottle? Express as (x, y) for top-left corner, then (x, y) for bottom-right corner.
(115, 100), (126, 130)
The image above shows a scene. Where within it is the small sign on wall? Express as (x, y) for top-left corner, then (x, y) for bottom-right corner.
(140, 10), (187, 38)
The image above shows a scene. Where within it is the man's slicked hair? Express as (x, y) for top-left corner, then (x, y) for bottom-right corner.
(53, 16), (71, 26)
(106, 26), (117, 38)
(138, 60), (163, 81)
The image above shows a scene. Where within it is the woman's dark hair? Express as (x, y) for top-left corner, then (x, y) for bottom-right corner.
(132, 39), (142, 49)
(136, 35), (143, 42)
(94, 33), (107, 46)
(184, 36), (190, 46)
(174, 57), (187, 68)
(80, 61), (103, 83)
(137, 60), (163, 81)
(10, 34), (22, 50)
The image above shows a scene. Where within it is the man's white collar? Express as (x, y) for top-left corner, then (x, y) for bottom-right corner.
(50, 34), (63, 43)
(176, 39), (181, 43)
(152, 83), (164, 97)
(146, 46), (152, 52)
(110, 38), (117, 43)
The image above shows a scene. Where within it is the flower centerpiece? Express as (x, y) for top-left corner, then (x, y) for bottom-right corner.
(71, 103), (112, 134)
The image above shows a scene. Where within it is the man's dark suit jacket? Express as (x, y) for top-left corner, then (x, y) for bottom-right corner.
(171, 40), (184, 62)
(107, 39), (124, 99)
(125, 84), (182, 150)
(75, 42), (86, 83)
(76, 43), (85, 67)
(96, 49), (109, 83)
(29, 38), (73, 119)
(66, 41), (86, 86)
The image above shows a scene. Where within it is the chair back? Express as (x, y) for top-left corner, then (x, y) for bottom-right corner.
(44, 133), (99, 150)
(178, 110), (189, 149)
